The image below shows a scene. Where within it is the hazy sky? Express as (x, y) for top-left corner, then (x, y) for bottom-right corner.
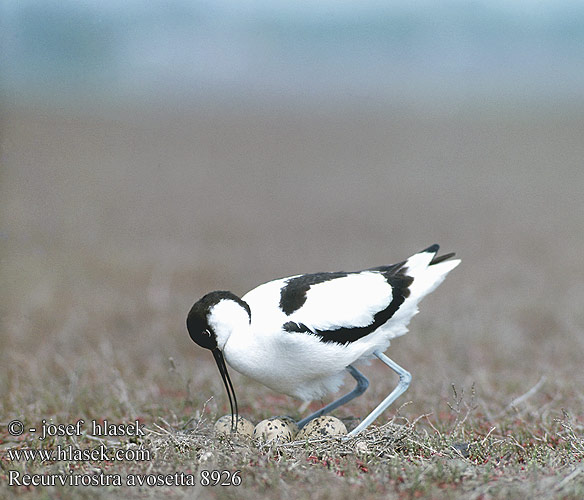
(2, 0), (583, 107)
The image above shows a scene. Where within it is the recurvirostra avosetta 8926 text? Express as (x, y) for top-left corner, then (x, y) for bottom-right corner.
(187, 244), (460, 437)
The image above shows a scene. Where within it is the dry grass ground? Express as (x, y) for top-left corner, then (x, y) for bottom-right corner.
(1, 102), (584, 498)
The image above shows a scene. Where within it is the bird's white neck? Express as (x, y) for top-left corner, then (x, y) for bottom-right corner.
(207, 299), (251, 350)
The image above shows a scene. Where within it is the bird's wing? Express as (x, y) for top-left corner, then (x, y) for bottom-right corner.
(278, 266), (413, 345)
(242, 245), (459, 346)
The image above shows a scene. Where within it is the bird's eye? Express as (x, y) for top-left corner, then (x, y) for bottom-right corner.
(203, 329), (212, 337)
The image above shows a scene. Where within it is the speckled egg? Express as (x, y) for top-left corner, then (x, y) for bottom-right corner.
(214, 415), (254, 438)
(296, 416), (347, 439)
(273, 415), (300, 436)
(253, 417), (297, 443)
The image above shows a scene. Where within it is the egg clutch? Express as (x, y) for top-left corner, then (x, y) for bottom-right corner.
(214, 415), (348, 443)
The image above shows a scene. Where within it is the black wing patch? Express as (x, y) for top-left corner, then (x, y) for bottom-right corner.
(312, 273), (412, 344)
(366, 259), (407, 274)
(279, 271), (348, 315)
(430, 252), (456, 265)
(282, 265), (413, 346)
(421, 243), (456, 265)
(282, 321), (313, 333)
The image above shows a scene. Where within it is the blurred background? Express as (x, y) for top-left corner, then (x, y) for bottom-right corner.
(3, 0), (584, 107)
(1, 0), (584, 420)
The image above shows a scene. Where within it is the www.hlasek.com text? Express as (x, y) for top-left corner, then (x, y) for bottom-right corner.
(8, 444), (150, 462)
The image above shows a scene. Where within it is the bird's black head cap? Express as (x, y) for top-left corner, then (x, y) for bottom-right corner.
(186, 290), (250, 350)
(186, 290), (250, 431)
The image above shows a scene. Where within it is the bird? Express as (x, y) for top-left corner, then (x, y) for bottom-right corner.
(186, 244), (460, 437)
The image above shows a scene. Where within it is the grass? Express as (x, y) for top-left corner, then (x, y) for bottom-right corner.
(2, 277), (583, 500)
(2, 104), (584, 498)
(2, 380), (583, 499)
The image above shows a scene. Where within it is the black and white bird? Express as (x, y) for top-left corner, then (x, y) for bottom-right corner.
(187, 244), (460, 436)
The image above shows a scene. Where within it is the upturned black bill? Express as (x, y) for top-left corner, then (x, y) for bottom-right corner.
(212, 349), (239, 430)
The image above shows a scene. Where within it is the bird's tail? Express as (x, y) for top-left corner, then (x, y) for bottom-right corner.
(403, 244), (460, 301)
(361, 244), (460, 344)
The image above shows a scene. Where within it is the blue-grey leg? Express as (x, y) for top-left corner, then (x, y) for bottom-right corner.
(297, 365), (369, 429)
(347, 350), (411, 437)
